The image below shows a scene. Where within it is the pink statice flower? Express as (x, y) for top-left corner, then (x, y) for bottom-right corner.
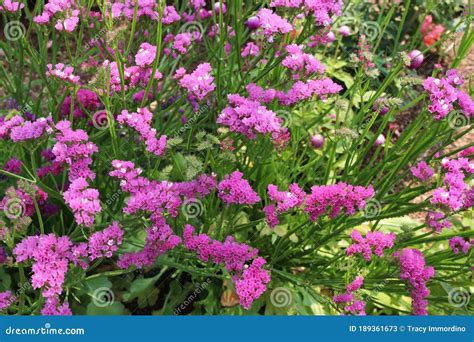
(184, 224), (270, 309)
(88, 221), (124, 260)
(162, 5), (181, 24)
(0, 291), (15, 311)
(241, 42), (260, 58)
(118, 216), (181, 269)
(395, 248), (434, 315)
(41, 297), (72, 316)
(448, 236), (471, 255)
(282, 44), (325, 76)
(9, 116), (54, 142)
(53, 120), (98, 181)
(117, 108), (167, 157)
(0, 0), (24, 12)
(459, 146), (474, 158)
(304, 183), (374, 221)
(135, 43), (157, 67)
(423, 69), (474, 120)
(110, 0), (159, 20)
(431, 157), (473, 211)
(46, 64), (80, 84)
(217, 171), (261, 205)
(109, 159), (181, 220)
(333, 275), (366, 315)
(346, 230), (396, 261)
(217, 94), (287, 146)
(426, 211), (451, 233)
(264, 183), (306, 228)
(60, 89), (100, 119)
(234, 257), (271, 309)
(34, 1), (80, 32)
(0, 115), (24, 139)
(410, 161), (434, 181)
(277, 78), (342, 105)
(63, 178), (101, 227)
(271, 0), (343, 26)
(2, 158), (22, 175)
(172, 33), (196, 54)
(14, 234), (73, 298)
(256, 8), (293, 41)
(176, 63), (216, 101)
(172, 174), (218, 199)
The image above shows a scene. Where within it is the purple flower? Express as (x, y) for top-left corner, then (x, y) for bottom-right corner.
(305, 183), (374, 221)
(396, 248), (434, 315)
(410, 161), (434, 182)
(448, 236), (471, 255)
(218, 171), (261, 205)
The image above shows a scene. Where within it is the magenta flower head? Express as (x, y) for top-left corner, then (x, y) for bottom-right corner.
(214, 2), (227, 14)
(326, 31), (336, 43)
(310, 134), (325, 149)
(374, 134), (385, 146)
(338, 25), (351, 36)
(408, 49), (424, 69)
(245, 16), (260, 30)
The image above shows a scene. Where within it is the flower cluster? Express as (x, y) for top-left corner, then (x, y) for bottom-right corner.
(396, 248), (434, 315)
(46, 64), (80, 84)
(175, 63), (216, 101)
(14, 224), (124, 315)
(0, 291), (15, 311)
(426, 211), (451, 233)
(410, 161), (434, 182)
(0, 115), (53, 142)
(53, 120), (101, 227)
(0, 0), (24, 12)
(103, 43), (162, 93)
(282, 44), (325, 77)
(256, 9), (293, 41)
(217, 94), (287, 145)
(217, 171), (261, 205)
(333, 276), (366, 315)
(263, 183), (306, 228)
(431, 157), (473, 212)
(423, 69), (474, 119)
(117, 108), (167, 157)
(117, 216), (181, 269)
(61, 89), (101, 119)
(346, 230), (396, 261)
(183, 224), (270, 309)
(304, 183), (374, 221)
(34, 1), (80, 32)
(448, 236), (471, 255)
(420, 15), (445, 47)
